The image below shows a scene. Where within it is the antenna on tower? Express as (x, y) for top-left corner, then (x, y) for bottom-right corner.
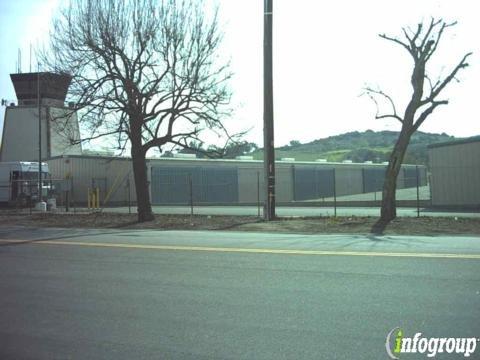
(17, 49), (22, 73)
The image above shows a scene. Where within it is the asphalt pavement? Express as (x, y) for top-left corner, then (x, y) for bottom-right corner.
(0, 227), (479, 359)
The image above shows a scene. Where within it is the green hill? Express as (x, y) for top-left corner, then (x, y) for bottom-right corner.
(252, 130), (456, 165)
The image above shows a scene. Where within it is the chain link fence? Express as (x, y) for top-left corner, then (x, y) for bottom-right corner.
(148, 164), (431, 217)
(7, 162), (478, 217)
(0, 178), (75, 214)
(0, 175), (134, 214)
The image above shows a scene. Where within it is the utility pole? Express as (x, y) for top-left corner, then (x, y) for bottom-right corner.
(263, 0), (275, 220)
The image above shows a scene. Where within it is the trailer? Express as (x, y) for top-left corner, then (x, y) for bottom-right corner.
(0, 162), (50, 206)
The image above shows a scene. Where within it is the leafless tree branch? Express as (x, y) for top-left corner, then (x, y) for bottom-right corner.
(366, 17), (472, 226)
(362, 87), (403, 124)
(40, 0), (237, 221)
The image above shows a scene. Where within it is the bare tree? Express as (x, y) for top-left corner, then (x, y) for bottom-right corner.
(365, 18), (472, 230)
(41, 0), (233, 222)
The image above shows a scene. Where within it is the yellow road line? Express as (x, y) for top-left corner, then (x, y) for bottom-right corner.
(0, 239), (479, 259)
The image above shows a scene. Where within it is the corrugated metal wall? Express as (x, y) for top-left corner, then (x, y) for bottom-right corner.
(238, 166), (263, 202)
(335, 167), (363, 196)
(293, 167), (335, 200)
(47, 156), (429, 206)
(276, 166), (294, 202)
(429, 141), (480, 207)
(47, 156), (135, 205)
(362, 167), (386, 193)
(403, 167), (423, 188)
(151, 166), (239, 204)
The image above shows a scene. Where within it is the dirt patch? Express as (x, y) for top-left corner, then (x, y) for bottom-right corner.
(0, 212), (260, 231)
(234, 216), (480, 236)
(0, 211), (479, 235)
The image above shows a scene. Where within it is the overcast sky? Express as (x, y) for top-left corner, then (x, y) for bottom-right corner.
(0, 0), (478, 149)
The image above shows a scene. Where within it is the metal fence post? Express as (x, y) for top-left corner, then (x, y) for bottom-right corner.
(333, 168), (337, 217)
(71, 177), (76, 214)
(362, 168), (366, 194)
(7, 181), (10, 209)
(65, 188), (69, 212)
(128, 178), (131, 214)
(189, 174), (193, 216)
(428, 171), (433, 206)
(291, 165), (296, 202)
(29, 181), (32, 215)
(87, 188), (91, 209)
(96, 187), (100, 209)
(257, 171), (260, 217)
(416, 165), (420, 217)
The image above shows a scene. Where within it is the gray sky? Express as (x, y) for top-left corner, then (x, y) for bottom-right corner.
(1, 0), (478, 149)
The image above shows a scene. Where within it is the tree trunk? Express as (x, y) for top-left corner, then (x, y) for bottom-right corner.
(378, 129), (412, 225)
(131, 131), (154, 222)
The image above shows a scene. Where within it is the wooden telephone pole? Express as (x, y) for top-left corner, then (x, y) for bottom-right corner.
(263, 0), (275, 220)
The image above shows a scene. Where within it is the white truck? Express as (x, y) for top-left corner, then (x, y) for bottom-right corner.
(0, 162), (50, 206)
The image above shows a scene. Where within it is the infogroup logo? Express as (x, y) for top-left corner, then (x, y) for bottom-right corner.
(385, 327), (479, 358)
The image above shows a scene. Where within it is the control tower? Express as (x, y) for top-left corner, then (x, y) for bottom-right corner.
(0, 72), (82, 162)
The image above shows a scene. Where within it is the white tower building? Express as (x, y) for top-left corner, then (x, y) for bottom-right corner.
(0, 72), (82, 162)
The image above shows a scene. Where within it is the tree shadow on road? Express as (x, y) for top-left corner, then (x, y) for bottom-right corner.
(0, 228), (138, 247)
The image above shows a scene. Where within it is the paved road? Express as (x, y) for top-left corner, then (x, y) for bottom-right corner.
(1, 227), (479, 359)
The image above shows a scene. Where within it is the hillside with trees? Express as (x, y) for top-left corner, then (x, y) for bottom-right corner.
(252, 130), (455, 165)
(170, 130), (456, 165)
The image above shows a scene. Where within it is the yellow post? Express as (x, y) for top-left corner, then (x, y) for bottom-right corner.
(87, 188), (91, 209)
(96, 187), (100, 209)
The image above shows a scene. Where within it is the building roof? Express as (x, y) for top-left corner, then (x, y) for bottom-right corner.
(428, 136), (480, 149)
(46, 154), (423, 168)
